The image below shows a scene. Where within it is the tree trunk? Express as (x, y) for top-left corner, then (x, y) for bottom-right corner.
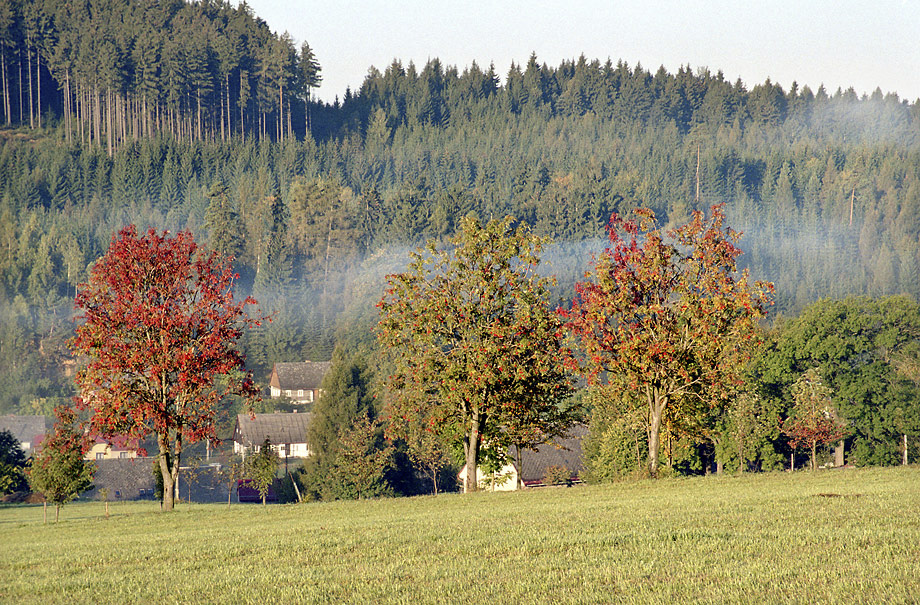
(157, 432), (181, 512)
(904, 434), (909, 466)
(811, 439), (817, 472)
(647, 389), (666, 478)
(790, 451), (794, 472)
(464, 410), (482, 493)
(835, 441), (845, 467)
(36, 49), (40, 129)
(55, 504), (60, 523)
(43, 501), (47, 524)
(27, 46), (33, 128)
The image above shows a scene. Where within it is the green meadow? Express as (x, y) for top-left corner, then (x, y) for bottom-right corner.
(1, 467), (918, 604)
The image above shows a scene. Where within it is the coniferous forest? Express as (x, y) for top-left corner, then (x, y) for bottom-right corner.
(2, 1), (920, 474)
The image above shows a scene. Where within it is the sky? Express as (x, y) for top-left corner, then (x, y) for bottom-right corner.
(242, 1), (920, 104)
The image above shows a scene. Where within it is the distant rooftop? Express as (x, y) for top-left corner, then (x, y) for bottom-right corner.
(269, 361), (331, 391)
(234, 412), (313, 447)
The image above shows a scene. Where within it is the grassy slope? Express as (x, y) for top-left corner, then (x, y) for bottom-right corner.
(1, 467), (918, 604)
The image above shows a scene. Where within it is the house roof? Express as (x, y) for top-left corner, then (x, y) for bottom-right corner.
(269, 361), (331, 391)
(234, 412), (312, 447)
(0, 415), (51, 448)
(519, 425), (588, 483)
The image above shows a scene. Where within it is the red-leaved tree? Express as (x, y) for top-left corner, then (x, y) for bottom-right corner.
(70, 226), (261, 511)
(562, 205), (773, 477)
(783, 368), (847, 471)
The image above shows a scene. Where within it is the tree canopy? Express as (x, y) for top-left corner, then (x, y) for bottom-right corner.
(563, 205), (773, 476)
(378, 215), (578, 492)
(70, 225), (261, 511)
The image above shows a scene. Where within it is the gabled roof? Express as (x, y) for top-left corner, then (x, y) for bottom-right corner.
(269, 361), (331, 391)
(519, 424), (588, 483)
(0, 415), (51, 448)
(234, 412), (312, 447)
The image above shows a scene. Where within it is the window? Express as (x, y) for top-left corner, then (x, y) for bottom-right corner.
(96, 452), (104, 460)
(119, 451), (129, 459)
(306, 391), (314, 403)
(298, 389), (304, 397)
(285, 389), (292, 397)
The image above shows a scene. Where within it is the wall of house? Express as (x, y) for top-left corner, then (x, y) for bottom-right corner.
(84, 443), (138, 461)
(458, 463), (519, 492)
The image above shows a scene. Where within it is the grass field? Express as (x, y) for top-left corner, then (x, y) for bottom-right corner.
(1, 466), (918, 604)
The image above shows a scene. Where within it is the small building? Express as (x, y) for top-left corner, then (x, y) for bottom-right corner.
(459, 425), (588, 491)
(233, 412), (312, 459)
(267, 361), (331, 405)
(0, 415), (51, 455)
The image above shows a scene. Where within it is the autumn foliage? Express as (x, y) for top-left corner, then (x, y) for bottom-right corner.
(377, 216), (578, 493)
(783, 368), (847, 471)
(70, 226), (261, 511)
(562, 205), (773, 477)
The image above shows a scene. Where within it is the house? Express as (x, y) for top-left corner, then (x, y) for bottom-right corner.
(459, 425), (588, 491)
(0, 415), (51, 455)
(267, 361), (331, 405)
(84, 436), (138, 461)
(233, 412), (312, 459)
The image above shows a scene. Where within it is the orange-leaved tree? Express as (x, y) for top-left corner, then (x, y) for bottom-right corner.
(562, 205), (773, 477)
(377, 216), (578, 493)
(70, 225), (262, 511)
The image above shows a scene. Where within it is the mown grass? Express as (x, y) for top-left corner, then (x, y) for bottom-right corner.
(1, 467), (918, 604)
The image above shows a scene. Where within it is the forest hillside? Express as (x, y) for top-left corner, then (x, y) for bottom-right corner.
(1, 0), (919, 418)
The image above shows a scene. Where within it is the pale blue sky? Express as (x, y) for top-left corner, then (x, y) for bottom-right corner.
(243, 1), (920, 104)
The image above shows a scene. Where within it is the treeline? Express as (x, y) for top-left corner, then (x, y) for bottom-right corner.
(0, 0), (321, 150)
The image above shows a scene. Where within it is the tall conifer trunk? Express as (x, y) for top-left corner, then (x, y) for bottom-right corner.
(1, 48), (9, 125)
(27, 46), (33, 128)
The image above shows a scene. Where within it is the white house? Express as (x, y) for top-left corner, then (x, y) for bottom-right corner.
(458, 425), (588, 491)
(267, 361), (331, 405)
(233, 412), (312, 459)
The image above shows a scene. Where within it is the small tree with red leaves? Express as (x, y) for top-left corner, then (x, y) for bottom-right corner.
(377, 216), (578, 493)
(28, 407), (95, 523)
(70, 226), (261, 511)
(784, 368), (847, 471)
(562, 205), (773, 477)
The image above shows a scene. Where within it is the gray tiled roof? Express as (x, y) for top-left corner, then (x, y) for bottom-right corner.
(0, 415), (51, 449)
(518, 424), (588, 483)
(234, 412), (312, 447)
(271, 361), (331, 391)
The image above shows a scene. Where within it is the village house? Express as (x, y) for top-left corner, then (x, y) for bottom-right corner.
(84, 436), (138, 461)
(267, 361), (331, 405)
(459, 425), (588, 491)
(0, 415), (51, 455)
(233, 412), (312, 459)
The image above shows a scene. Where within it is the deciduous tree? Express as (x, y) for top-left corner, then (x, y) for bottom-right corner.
(563, 205), (773, 477)
(247, 438), (278, 505)
(70, 226), (261, 512)
(784, 368), (846, 471)
(27, 407), (95, 522)
(378, 215), (577, 493)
